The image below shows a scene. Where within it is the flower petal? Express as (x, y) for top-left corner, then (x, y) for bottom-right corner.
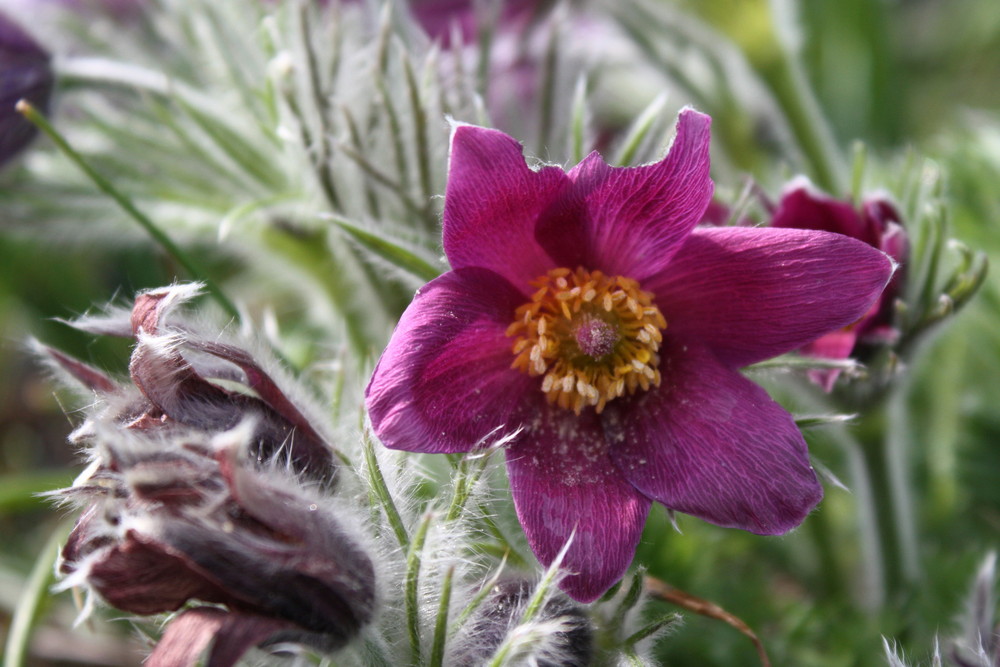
(771, 182), (875, 244)
(147, 607), (294, 667)
(40, 345), (119, 394)
(366, 267), (534, 453)
(800, 328), (859, 391)
(85, 530), (234, 614)
(536, 108), (713, 281)
(442, 125), (570, 288)
(646, 226), (894, 368)
(604, 341), (822, 535)
(505, 401), (651, 602)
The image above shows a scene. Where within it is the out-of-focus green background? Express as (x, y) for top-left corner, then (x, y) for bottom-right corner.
(2, 0), (1000, 665)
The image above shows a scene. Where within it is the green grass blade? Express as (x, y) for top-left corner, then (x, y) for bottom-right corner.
(331, 216), (442, 283)
(16, 101), (240, 322)
(3, 520), (74, 667)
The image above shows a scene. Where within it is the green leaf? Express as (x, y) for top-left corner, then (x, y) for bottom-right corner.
(331, 215), (443, 283)
(3, 520), (74, 667)
(613, 93), (669, 167)
(405, 511), (434, 664)
(362, 432), (409, 550)
(0, 471), (75, 513)
(428, 565), (454, 667)
(624, 612), (684, 648)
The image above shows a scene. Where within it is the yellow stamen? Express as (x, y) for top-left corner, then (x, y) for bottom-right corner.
(508, 267), (668, 415)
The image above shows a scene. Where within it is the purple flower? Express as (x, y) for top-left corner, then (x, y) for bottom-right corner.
(365, 109), (894, 602)
(409, 0), (539, 47)
(0, 11), (53, 168)
(771, 180), (908, 390)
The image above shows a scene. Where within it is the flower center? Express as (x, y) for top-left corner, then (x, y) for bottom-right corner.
(506, 267), (667, 414)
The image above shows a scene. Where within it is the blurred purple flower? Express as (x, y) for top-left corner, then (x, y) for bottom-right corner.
(366, 110), (894, 602)
(771, 180), (908, 390)
(409, 0), (541, 47)
(0, 11), (53, 168)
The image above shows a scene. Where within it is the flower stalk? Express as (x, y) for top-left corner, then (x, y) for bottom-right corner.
(765, 0), (847, 194)
(15, 100), (239, 321)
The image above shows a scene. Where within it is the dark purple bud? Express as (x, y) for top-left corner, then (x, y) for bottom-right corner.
(127, 286), (334, 475)
(453, 578), (593, 666)
(0, 11), (53, 168)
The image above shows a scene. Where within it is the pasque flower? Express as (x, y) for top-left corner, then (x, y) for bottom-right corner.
(771, 180), (908, 390)
(366, 109), (894, 602)
(48, 285), (371, 666)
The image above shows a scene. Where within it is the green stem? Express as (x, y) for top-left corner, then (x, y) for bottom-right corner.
(847, 389), (919, 606)
(405, 513), (433, 666)
(858, 418), (903, 600)
(16, 100), (239, 321)
(764, 1), (847, 194)
(805, 501), (846, 599)
(4, 521), (74, 667)
(362, 432), (409, 550)
(816, 411), (885, 610)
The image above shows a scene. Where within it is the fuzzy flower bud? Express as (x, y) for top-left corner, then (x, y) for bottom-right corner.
(451, 578), (593, 666)
(44, 284), (366, 665)
(58, 425), (376, 666)
(49, 283), (335, 478)
(46, 285), (375, 667)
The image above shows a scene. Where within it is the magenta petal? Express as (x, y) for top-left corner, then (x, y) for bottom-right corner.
(538, 109), (713, 280)
(647, 226), (894, 368)
(442, 125), (570, 288)
(801, 328), (859, 391)
(605, 341), (822, 535)
(772, 183), (874, 244)
(366, 268), (534, 453)
(505, 401), (651, 602)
